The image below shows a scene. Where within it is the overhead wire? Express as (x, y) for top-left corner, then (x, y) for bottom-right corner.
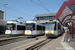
(31, 0), (50, 12)
(6, 7), (34, 17)
(38, 0), (50, 12)
(6, 14), (19, 17)
(6, 14), (25, 21)
(0, 4), (34, 17)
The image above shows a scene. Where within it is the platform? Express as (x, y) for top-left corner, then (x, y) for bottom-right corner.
(40, 33), (75, 50)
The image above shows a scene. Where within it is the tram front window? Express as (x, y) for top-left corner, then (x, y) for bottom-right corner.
(6, 23), (15, 30)
(46, 24), (55, 30)
(26, 23), (35, 30)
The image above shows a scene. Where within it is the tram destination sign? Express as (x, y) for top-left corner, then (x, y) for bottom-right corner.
(27, 23), (32, 24)
(8, 23), (12, 25)
(46, 22), (54, 24)
(7, 23), (14, 25)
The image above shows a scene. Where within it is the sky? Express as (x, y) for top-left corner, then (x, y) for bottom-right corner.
(0, 0), (67, 21)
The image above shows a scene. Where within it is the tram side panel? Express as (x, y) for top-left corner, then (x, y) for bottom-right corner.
(25, 30), (44, 37)
(17, 25), (25, 35)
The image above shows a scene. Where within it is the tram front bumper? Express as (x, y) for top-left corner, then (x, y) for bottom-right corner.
(46, 34), (57, 37)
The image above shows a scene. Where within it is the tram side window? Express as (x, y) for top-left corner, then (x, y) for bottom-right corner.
(37, 25), (45, 30)
(43, 26), (45, 31)
(58, 24), (61, 29)
(41, 26), (45, 31)
(37, 25), (41, 30)
(17, 25), (25, 30)
(54, 22), (56, 30)
(13, 25), (15, 30)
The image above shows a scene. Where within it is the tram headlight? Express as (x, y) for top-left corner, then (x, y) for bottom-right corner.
(45, 30), (48, 33)
(51, 31), (54, 33)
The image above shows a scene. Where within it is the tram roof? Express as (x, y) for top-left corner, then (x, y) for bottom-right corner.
(26, 20), (45, 26)
(35, 13), (56, 17)
(7, 20), (25, 25)
(54, 0), (75, 25)
(7, 20), (18, 23)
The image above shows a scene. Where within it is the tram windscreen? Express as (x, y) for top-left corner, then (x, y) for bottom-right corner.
(26, 23), (35, 30)
(6, 23), (15, 30)
(46, 22), (55, 30)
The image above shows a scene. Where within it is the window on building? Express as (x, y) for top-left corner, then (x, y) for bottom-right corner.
(37, 16), (54, 20)
(37, 17), (39, 20)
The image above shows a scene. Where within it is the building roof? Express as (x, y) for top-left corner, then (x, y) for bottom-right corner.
(35, 13), (56, 17)
(54, 0), (75, 25)
(0, 10), (4, 13)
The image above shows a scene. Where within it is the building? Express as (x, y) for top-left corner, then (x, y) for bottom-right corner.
(35, 13), (56, 24)
(0, 10), (7, 35)
(0, 10), (4, 20)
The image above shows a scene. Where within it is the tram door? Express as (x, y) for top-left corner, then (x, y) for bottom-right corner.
(73, 25), (75, 34)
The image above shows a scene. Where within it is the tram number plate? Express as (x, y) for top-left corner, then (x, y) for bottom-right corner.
(27, 32), (29, 35)
(6, 32), (9, 34)
(49, 30), (51, 33)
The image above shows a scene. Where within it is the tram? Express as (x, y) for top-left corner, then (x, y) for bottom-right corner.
(25, 20), (45, 37)
(5, 20), (26, 36)
(45, 20), (63, 38)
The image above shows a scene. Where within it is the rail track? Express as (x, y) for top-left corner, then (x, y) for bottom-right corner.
(0, 37), (27, 46)
(0, 35), (46, 46)
(26, 39), (52, 50)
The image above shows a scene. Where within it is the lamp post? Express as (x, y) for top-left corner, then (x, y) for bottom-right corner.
(3, 4), (8, 33)
(4, 4), (8, 21)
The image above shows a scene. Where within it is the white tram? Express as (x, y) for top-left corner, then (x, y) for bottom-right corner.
(45, 20), (63, 38)
(25, 20), (45, 37)
(5, 20), (26, 36)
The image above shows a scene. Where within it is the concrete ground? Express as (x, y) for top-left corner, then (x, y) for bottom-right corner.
(40, 33), (74, 50)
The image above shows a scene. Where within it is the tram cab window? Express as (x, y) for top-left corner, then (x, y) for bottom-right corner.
(26, 23), (35, 30)
(46, 22), (55, 30)
(6, 23), (15, 30)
